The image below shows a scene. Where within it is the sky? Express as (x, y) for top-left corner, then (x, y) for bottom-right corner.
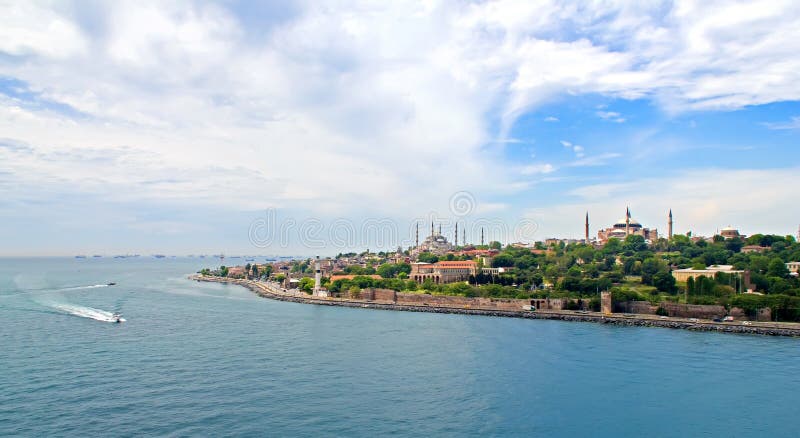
(1, 0), (799, 256)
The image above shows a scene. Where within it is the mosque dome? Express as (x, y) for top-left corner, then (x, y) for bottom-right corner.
(613, 218), (642, 229)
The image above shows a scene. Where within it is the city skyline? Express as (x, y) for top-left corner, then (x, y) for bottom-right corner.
(2, 1), (799, 255)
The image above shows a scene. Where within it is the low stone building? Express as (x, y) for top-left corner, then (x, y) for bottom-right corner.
(741, 245), (768, 254)
(671, 265), (746, 282)
(409, 260), (478, 284)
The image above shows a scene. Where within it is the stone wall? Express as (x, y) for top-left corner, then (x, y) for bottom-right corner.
(395, 293), (529, 310)
(615, 301), (657, 315)
(660, 303), (726, 319)
(359, 288), (397, 302)
(757, 307), (772, 322)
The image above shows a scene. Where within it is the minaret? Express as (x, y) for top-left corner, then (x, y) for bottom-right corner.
(416, 223), (419, 248)
(431, 221), (434, 237)
(668, 209), (673, 239)
(455, 223), (458, 246)
(625, 207), (631, 235)
(438, 224), (442, 236)
(585, 212), (590, 244)
(463, 228), (466, 246)
(481, 228), (485, 246)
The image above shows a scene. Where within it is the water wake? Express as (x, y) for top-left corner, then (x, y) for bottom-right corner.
(52, 304), (125, 323)
(1, 284), (109, 298)
(59, 284), (110, 291)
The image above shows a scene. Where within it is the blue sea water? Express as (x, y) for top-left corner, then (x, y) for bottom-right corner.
(1, 257), (799, 437)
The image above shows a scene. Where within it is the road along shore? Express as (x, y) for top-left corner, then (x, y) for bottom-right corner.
(190, 275), (800, 337)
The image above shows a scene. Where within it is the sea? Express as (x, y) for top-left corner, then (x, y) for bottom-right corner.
(1, 257), (798, 437)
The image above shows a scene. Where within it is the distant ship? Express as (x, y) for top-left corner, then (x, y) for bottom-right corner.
(92, 255), (102, 258)
(75, 255), (87, 259)
(153, 254), (166, 259)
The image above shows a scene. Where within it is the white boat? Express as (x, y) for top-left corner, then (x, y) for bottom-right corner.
(112, 312), (125, 323)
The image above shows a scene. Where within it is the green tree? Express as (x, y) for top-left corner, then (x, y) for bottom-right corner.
(623, 235), (647, 252)
(377, 263), (398, 278)
(652, 271), (676, 293)
(417, 252), (439, 263)
(768, 258), (789, 278)
(299, 277), (315, 293)
(686, 276), (695, 295)
(492, 254), (514, 267)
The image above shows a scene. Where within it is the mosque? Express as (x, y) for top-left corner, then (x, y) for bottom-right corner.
(591, 207), (668, 244)
(411, 222), (455, 256)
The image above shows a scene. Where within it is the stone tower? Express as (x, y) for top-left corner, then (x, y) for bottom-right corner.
(600, 291), (612, 314)
(313, 256), (321, 295)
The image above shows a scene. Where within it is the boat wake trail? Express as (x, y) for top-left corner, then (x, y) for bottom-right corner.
(60, 284), (110, 291)
(1, 284), (109, 298)
(52, 304), (125, 323)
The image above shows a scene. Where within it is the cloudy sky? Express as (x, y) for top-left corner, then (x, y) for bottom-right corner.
(1, 0), (799, 256)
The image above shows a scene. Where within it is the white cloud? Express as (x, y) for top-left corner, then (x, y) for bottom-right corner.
(568, 153), (623, 167)
(0, 0), (799, 238)
(763, 116), (800, 130)
(544, 116), (558, 122)
(596, 111), (626, 123)
(520, 163), (555, 175)
(528, 167), (800, 239)
(0, 2), (88, 58)
(559, 140), (585, 159)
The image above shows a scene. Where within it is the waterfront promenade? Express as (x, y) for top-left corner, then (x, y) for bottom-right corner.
(190, 275), (800, 337)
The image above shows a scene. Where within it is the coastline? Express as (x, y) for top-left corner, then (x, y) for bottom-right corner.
(190, 275), (800, 337)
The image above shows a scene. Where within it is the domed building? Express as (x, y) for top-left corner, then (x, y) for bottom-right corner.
(411, 222), (454, 257)
(596, 208), (659, 244)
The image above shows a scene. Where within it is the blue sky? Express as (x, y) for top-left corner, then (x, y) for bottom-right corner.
(1, 1), (799, 256)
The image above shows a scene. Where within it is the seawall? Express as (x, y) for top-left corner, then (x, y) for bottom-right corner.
(190, 275), (800, 337)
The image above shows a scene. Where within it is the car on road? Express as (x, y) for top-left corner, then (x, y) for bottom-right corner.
(713, 318), (723, 322)
(688, 318), (699, 322)
(742, 321), (752, 326)
(659, 316), (668, 320)
(723, 316), (734, 322)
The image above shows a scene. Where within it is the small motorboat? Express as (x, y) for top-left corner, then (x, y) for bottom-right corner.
(107, 282), (116, 286)
(112, 312), (125, 323)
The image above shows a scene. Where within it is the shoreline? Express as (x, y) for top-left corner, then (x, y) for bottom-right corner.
(190, 275), (800, 337)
